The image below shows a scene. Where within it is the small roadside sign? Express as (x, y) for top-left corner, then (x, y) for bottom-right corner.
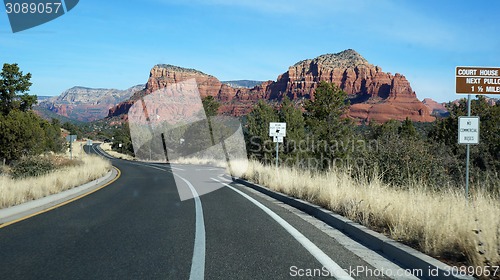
(66, 135), (77, 142)
(269, 122), (286, 168)
(66, 135), (77, 160)
(458, 116), (480, 145)
(269, 122), (286, 137)
(273, 136), (283, 143)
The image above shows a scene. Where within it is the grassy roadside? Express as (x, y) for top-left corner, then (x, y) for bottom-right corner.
(100, 143), (135, 161)
(0, 142), (111, 209)
(227, 160), (500, 274)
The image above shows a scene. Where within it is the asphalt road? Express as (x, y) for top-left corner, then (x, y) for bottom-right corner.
(0, 145), (398, 280)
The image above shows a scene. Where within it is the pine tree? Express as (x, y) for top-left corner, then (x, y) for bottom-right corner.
(246, 100), (278, 162)
(304, 81), (352, 168)
(0, 63), (35, 115)
(202, 95), (220, 118)
(399, 117), (417, 138)
(278, 96), (306, 164)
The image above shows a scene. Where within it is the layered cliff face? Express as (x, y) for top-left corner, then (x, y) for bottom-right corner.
(108, 65), (271, 120)
(267, 49), (434, 122)
(37, 85), (144, 122)
(109, 50), (435, 123)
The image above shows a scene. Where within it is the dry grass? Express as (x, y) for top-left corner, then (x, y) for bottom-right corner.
(0, 155), (111, 209)
(170, 157), (227, 167)
(233, 160), (500, 272)
(100, 143), (135, 161)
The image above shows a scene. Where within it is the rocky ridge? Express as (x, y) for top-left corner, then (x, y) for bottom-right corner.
(38, 85), (144, 122)
(109, 50), (435, 123)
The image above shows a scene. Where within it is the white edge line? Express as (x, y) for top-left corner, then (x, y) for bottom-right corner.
(176, 175), (206, 280)
(217, 174), (232, 182)
(91, 145), (113, 159)
(123, 160), (205, 280)
(170, 166), (186, 171)
(210, 178), (354, 280)
(148, 163), (185, 171)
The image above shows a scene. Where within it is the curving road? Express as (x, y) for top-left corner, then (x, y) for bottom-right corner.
(0, 144), (409, 280)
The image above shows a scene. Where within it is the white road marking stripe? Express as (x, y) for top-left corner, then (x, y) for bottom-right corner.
(149, 163), (186, 171)
(195, 168), (221, 171)
(217, 175), (232, 183)
(176, 175), (206, 280)
(91, 145), (114, 159)
(211, 178), (354, 280)
(170, 166), (186, 171)
(126, 161), (205, 280)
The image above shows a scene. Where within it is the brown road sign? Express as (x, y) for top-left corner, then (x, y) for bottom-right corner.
(456, 66), (500, 94)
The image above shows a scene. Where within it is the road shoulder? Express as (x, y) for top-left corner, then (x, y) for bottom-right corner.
(0, 167), (120, 228)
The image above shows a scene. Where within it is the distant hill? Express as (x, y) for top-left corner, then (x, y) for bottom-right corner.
(222, 80), (264, 88)
(35, 85), (144, 122)
(36, 96), (53, 103)
(33, 105), (84, 125)
(422, 98), (449, 118)
(423, 97), (499, 118)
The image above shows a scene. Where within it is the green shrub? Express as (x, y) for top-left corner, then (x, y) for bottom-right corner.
(11, 156), (55, 179)
(355, 137), (460, 189)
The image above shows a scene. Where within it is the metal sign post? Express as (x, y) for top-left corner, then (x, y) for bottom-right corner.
(459, 112), (479, 202)
(455, 66), (490, 202)
(269, 123), (286, 168)
(65, 135), (77, 160)
(275, 140), (279, 168)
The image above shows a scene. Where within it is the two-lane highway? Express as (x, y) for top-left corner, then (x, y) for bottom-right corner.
(0, 144), (408, 279)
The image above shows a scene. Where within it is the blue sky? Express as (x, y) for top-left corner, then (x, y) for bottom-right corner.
(1, 0), (499, 102)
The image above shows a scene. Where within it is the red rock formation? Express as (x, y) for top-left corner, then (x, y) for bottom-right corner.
(109, 50), (435, 123)
(267, 50), (434, 122)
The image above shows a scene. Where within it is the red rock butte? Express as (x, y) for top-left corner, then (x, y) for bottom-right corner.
(109, 49), (435, 123)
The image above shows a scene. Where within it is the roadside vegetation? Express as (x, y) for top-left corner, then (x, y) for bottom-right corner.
(241, 81), (500, 275)
(0, 154), (110, 208)
(0, 63), (111, 209)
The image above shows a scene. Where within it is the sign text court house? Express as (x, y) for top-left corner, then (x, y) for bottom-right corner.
(456, 66), (500, 94)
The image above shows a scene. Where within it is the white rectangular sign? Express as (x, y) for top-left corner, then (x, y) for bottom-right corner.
(273, 136), (283, 143)
(458, 117), (480, 144)
(66, 135), (77, 142)
(269, 122), (286, 137)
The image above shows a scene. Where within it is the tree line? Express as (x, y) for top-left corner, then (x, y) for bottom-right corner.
(0, 63), (65, 164)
